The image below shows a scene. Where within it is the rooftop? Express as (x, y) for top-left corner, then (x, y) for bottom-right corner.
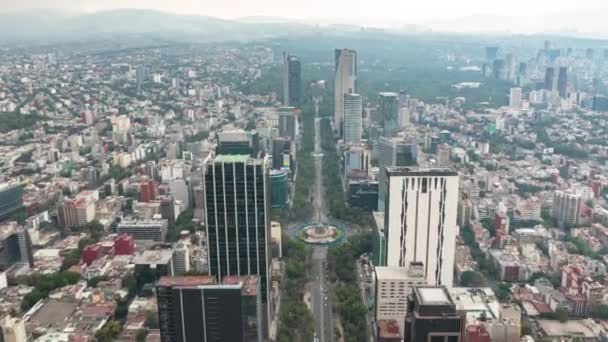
(386, 166), (458, 177)
(416, 286), (452, 305)
(132, 249), (174, 265)
(214, 154), (250, 163)
(158, 276), (216, 287)
(377, 319), (401, 338)
(223, 275), (259, 296)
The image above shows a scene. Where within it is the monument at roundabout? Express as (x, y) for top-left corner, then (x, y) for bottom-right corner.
(296, 222), (344, 245)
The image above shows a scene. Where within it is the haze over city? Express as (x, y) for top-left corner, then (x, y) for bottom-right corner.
(2, 0), (608, 34)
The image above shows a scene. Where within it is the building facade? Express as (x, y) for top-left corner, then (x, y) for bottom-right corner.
(343, 93), (363, 144)
(377, 137), (418, 212)
(385, 167), (459, 286)
(203, 154), (271, 320)
(283, 53), (301, 107)
(157, 275), (262, 342)
(334, 49), (357, 136)
(379, 92), (399, 138)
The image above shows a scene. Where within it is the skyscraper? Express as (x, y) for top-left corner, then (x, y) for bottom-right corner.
(384, 167), (459, 286)
(379, 92), (399, 138)
(343, 93), (363, 144)
(282, 53), (302, 107)
(157, 275), (263, 342)
(377, 137), (417, 212)
(557, 66), (568, 98)
(278, 107), (298, 140)
(509, 87), (522, 108)
(334, 49), (357, 136)
(544, 67), (555, 92)
(203, 154), (270, 320)
(485, 46), (498, 61)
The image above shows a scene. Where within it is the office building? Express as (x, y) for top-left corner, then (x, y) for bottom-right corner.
(552, 190), (582, 228)
(544, 67), (555, 92)
(385, 167), (459, 286)
(271, 137), (292, 171)
(270, 170), (289, 209)
(557, 67), (568, 98)
(377, 137), (418, 212)
(283, 53), (302, 107)
(485, 47), (498, 61)
(379, 92), (399, 138)
(405, 286), (463, 342)
(374, 263), (426, 338)
(203, 154), (271, 318)
(134, 249), (175, 292)
(334, 49), (357, 135)
(0, 316), (27, 342)
(0, 224), (33, 269)
(0, 184), (23, 221)
(436, 144), (451, 167)
(278, 107), (298, 140)
(217, 130), (259, 156)
(169, 179), (190, 209)
(136, 67), (147, 92)
(347, 180), (378, 212)
(492, 59), (505, 80)
(116, 218), (168, 242)
(343, 93), (363, 144)
(157, 275), (262, 342)
(509, 87), (522, 108)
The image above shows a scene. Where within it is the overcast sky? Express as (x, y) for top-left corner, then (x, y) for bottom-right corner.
(3, 0), (608, 32)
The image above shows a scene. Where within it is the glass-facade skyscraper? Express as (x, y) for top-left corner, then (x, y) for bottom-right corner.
(203, 154), (271, 324)
(379, 92), (399, 138)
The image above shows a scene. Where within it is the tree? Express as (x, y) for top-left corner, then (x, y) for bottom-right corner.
(136, 329), (147, 342)
(95, 320), (122, 342)
(459, 271), (486, 287)
(494, 282), (512, 302)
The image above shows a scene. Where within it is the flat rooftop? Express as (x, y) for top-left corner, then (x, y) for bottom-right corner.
(416, 287), (452, 305)
(158, 276), (216, 287)
(374, 266), (412, 280)
(214, 154), (250, 163)
(223, 275), (259, 296)
(386, 167), (458, 177)
(133, 250), (174, 265)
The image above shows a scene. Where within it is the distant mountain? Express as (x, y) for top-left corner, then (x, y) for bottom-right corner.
(0, 9), (314, 42)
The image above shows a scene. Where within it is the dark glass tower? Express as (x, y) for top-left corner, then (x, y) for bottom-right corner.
(557, 66), (568, 98)
(379, 92), (399, 138)
(157, 275), (262, 342)
(203, 154), (270, 318)
(283, 53), (302, 107)
(544, 67), (555, 92)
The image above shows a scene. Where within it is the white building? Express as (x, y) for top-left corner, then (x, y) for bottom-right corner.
(374, 263), (426, 338)
(334, 49), (357, 135)
(552, 190), (582, 228)
(343, 93), (363, 144)
(509, 87), (522, 108)
(1, 316), (27, 342)
(385, 167), (459, 286)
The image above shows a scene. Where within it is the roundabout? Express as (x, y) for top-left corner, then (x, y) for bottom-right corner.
(295, 222), (345, 245)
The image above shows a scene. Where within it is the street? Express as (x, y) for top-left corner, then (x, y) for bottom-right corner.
(310, 111), (334, 342)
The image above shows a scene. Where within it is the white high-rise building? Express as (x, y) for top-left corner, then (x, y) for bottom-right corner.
(343, 93), (362, 144)
(1, 316), (27, 342)
(334, 49), (357, 136)
(509, 87), (522, 108)
(552, 190), (582, 228)
(374, 262), (426, 338)
(385, 167), (459, 286)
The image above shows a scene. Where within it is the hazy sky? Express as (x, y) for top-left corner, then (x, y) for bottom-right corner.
(3, 0), (608, 32)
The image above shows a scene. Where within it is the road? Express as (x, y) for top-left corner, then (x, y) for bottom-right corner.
(310, 112), (334, 342)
